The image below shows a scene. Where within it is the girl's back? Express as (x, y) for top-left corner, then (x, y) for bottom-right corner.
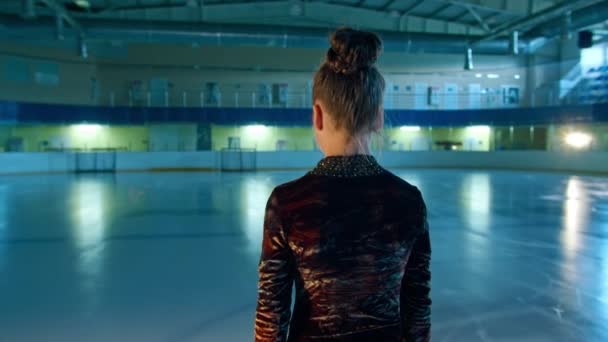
(256, 156), (431, 341)
(254, 28), (432, 342)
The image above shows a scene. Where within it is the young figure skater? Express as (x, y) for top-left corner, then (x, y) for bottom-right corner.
(255, 27), (431, 342)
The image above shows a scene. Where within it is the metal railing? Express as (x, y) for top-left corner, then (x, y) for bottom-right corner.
(96, 85), (606, 110)
(98, 89), (535, 110)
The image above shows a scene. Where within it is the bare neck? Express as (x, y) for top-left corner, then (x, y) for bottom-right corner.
(322, 134), (371, 157)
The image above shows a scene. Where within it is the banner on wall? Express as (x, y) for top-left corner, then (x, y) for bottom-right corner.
(502, 86), (520, 105)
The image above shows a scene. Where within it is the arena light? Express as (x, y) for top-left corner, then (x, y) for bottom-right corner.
(565, 132), (592, 149)
(464, 47), (474, 70)
(467, 125), (491, 134)
(244, 124), (268, 136)
(514, 74), (521, 79)
(487, 74), (500, 79)
(73, 123), (102, 134)
(74, 0), (90, 8)
(400, 126), (421, 132)
(475, 73), (483, 78)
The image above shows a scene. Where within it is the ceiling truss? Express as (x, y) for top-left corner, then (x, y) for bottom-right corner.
(0, 0), (606, 41)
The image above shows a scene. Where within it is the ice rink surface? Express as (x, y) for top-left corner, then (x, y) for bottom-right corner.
(0, 169), (607, 341)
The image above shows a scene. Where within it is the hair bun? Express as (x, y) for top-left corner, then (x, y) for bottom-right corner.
(326, 27), (382, 75)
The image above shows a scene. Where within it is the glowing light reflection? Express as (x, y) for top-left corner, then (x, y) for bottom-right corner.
(462, 174), (491, 260)
(601, 241), (608, 324)
(71, 181), (107, 248)
(0, 185), (7, 270)
(560, 177), (590, 287)
(465, 174), (491, 232)
(69, 180), (109, 308)
(562, 177), (587, 257)
(241, 178), (273, 256)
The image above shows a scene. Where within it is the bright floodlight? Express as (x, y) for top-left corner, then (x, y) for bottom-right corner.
(244, 124), (267, 135)
(74, 0), (90, 8)
(73, 123), (101, 134)
(565, 132), (592, 149)
(464, 47), (473, 70)
(468, 125), (491, 133)
(400, 126), (421, 132)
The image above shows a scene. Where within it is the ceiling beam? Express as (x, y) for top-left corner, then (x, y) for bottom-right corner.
(472, 0), (605, 44)
(475, 11), (501, 25)
(39, 0), (83, 33)
(379, 0), (398, 11)
(54, 0), (485, 36)
(97, 1), (188, 13)
(466, 5), (491, 32)
(0, 14), (519, 55)
(448, 8), (469, 21)
(433, 0), (518, 17)
(95, 0), (282, 14)
(401, 0), (426, 17)
(428, 3), (452, 17)
(442, 5), (504, 26)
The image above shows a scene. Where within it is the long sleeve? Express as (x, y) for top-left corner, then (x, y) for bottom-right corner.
(255, 191), (294, 342)
(401, 198), (432, 342)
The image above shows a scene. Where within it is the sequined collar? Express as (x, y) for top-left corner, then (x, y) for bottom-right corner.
(309, 155), (385, 177)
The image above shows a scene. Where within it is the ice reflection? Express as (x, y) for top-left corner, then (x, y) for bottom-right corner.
(463, 174), (492, 233)
(69, 179), (109, 309)
(0, 185), (7, 270)
(560, 177), (602, 319)
(602, 242), (608, 326)
(461, 174), (492, 261)
(562, 177), (588, 258)
(241, 178), (273, 256)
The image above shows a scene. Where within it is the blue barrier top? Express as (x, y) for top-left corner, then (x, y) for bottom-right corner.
(1, 101), (607, 126)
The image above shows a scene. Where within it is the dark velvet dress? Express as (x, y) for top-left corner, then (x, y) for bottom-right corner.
(255, 155), (431, 342)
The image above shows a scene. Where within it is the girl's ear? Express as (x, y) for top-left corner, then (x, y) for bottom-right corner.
(313, 102), (324, 131)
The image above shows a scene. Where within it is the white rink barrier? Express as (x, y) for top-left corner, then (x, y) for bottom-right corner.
(0, 151), (607, 175)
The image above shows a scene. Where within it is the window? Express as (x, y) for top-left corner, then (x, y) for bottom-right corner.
(581, 44), (606, 72)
